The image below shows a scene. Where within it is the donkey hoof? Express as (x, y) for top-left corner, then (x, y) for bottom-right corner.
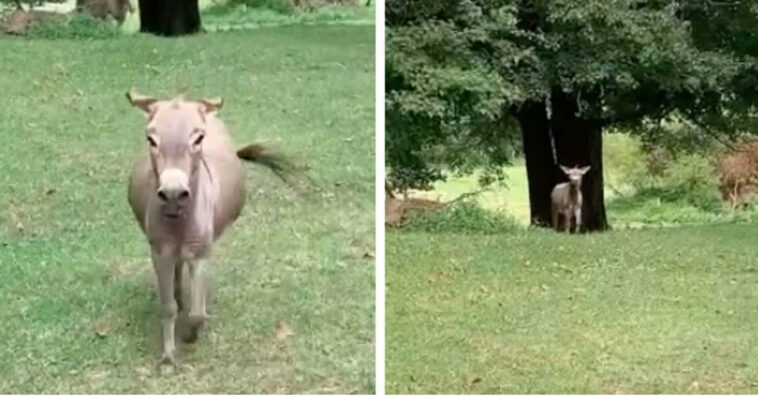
(159, 355), (176, 376)
(183, 326), (200, 344)
(160, 363), (175, 376)
(188, 313), (209, 326)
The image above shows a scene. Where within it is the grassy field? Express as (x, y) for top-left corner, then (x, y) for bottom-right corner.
(411, 161), (532, 224)
(386, 224), (758, 394)
(0, 26), (374, 393)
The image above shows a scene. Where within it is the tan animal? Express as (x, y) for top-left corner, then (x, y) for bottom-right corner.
(78, 0), (133, 23)
(717, 142), (758, 209)
(551, 165), (590, 233)
(126, 90), (294, 374)
(1, 8), (31, 35)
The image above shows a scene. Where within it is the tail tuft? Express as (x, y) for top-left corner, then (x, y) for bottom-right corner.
(236, 143), (307, 185)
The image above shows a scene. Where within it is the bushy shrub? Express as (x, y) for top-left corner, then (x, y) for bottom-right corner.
(603, 133), (650, 193)
(224, 0), (294, 14)
(222, 0), (356, 14)
(25, 11), (120, 39)
(604, 131), (721, 210)
(662, 153), (721, 210)
(402, 200), (521, 234)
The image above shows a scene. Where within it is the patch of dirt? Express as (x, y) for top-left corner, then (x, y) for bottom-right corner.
(3, 210), (25, 236)
(274, 320), (294, 341)
(385, 195), (445, 227)
(109, 258), (154, 286)
(0, 7), (70, 35)
(1, 8), (31, 35)
(80, 0), (133, 23)
(686, 375), (750, 393)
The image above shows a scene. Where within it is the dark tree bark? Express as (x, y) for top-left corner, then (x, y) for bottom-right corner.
(138, 0), (200, 36)
(550, 89), (609, 232)
(515, 101), (561, 228)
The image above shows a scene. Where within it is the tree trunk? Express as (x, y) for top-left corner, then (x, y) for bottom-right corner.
(515, 101), (560, 228)
(550, 89), (608, 232)
(138, 0), (200, 36)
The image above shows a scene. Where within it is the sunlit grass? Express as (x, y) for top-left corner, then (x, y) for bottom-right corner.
(0, 25), (374, 393)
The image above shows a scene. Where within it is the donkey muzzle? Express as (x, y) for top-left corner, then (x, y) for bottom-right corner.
(157, 168), (191, 218)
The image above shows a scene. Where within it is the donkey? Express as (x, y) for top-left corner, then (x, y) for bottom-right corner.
(126, 90), (295, 374)
(551, 165), (590, 233)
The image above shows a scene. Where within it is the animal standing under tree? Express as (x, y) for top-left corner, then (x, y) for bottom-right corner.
(551, 165), (590, 233)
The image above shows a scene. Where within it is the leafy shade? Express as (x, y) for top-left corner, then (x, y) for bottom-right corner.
(386, 2), (528, 191)
(386, 0), (757, 191)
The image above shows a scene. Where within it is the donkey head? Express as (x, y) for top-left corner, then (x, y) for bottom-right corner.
(560, 165), (591, 189)
(127, 90), (223, 219)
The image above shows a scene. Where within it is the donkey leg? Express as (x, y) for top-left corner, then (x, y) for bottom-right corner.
(152, 252), (178, 375)
(184, 256), (210, 343)
(574, 209), (582, 233)
(561, 212), (569, 233)
(174, 261), (184, 313)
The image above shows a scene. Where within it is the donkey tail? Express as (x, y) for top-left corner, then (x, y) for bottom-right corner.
(236, 143), (307, 184)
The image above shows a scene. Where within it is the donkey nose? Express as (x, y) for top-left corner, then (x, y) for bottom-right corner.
(157, 187), (190, 202)
(157, 168), (191, 203)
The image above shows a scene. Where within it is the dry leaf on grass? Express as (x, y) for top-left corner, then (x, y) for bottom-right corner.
(275, 321), (294, 341)
(94, 322), (111, 338)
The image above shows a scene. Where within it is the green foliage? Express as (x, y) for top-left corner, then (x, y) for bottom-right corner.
(386, 1), (524, 190)
(601, 129), (735, 226)
(25, 11), (121, 39)
(607, 188), (758, 227)
(402, 200), (521, 234)
(202, 0), (371, 31)
(603, 133), (649, 193)
(604, 130), (720, 203)
(633, 114), (719, 155)
(642, 154), (720, 212)
(603, 132), (727, 225)
(223, 0), (296, 14)
(0, 0), (65, 5)
(217, 0), (357, 14)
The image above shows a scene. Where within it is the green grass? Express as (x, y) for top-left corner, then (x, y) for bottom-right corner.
(411, 161), (531, 224)
(0, 26), (374, 393)
(386, 224), (758, 394)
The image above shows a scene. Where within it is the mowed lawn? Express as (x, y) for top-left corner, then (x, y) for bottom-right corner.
(0, 26), (374, 393)
(387, 224), (758, 394)
(411, 163), (532, 224)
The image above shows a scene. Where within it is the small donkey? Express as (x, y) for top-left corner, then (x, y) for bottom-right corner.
(126, 90), (296, 374)
(551, 165), (590, 233)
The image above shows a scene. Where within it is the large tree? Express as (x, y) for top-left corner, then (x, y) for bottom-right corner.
(137, 0), (200, 36)
(386, 0), (757, 231)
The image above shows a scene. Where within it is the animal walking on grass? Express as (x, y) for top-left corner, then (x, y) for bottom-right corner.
(551, 165), (590, 233)
(126, 90), (297, 374)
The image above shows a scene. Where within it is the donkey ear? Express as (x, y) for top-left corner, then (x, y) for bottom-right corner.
(579, 166), (591, 174)
(559, 165), (570, 174)
(199, 97), (224, 114)
(126, 89), (158, 114)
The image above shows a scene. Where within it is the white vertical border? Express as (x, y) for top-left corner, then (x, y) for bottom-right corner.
(375, 0), (386, 394)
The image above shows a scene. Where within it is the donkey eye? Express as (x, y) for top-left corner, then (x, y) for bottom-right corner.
(147, 136), (158, 148)
(193, 134), (205, 146)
